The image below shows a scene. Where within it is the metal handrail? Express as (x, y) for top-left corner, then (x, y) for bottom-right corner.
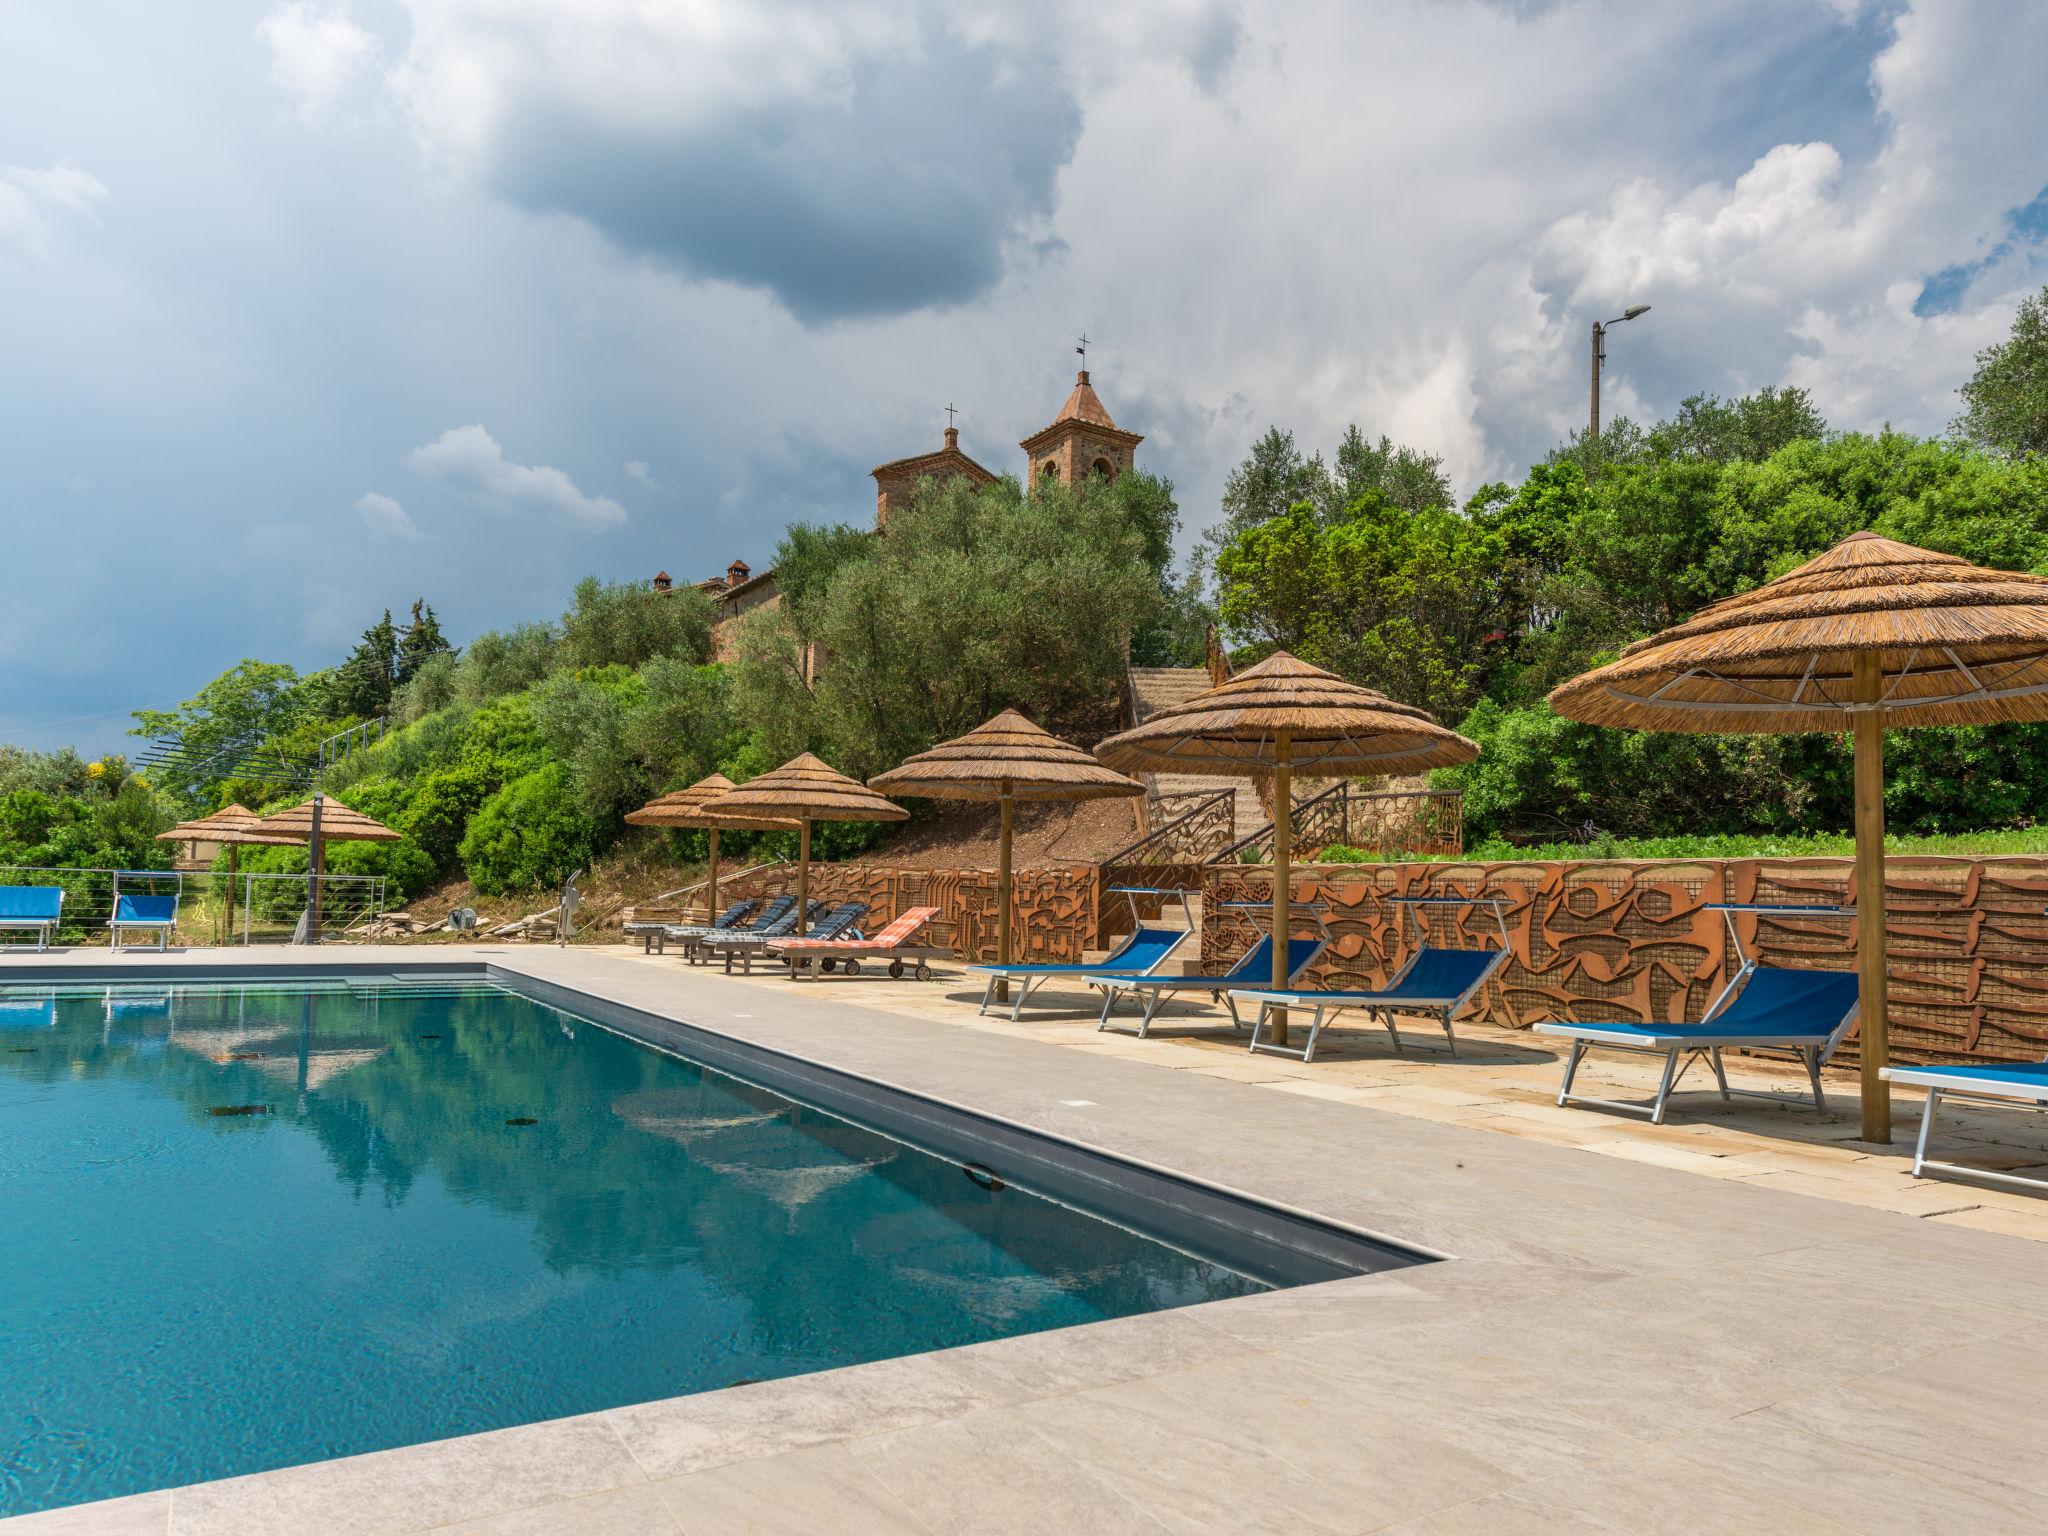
(1099, 787), (1237, 868)
(1208, 783), (1465, 866)
(1207, 781), (1349, 866)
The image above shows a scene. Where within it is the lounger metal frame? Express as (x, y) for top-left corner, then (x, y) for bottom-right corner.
(1544, 903), (1858, 1124)
(1237, 896), (1513, 1062)
(109, 895), (179, 952)
(1882, 1064), (2048, 1195)
(1093, 902), (1329, 1038)
(974, 887), (1194, 1022)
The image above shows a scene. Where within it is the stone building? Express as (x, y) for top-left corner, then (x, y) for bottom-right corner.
(658, 361), (1141, 654)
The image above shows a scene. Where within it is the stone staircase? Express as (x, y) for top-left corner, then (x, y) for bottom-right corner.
(1126, 665), (1267, 834)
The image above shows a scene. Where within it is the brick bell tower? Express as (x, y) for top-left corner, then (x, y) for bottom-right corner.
(1019, 339), (1144, 486)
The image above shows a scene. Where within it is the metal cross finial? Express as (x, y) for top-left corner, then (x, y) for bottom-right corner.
(1076, 333), (1088, 366)
(944, 402), (957, 429)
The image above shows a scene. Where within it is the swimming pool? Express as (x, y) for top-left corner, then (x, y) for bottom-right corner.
(0, 976), (1387, 1515)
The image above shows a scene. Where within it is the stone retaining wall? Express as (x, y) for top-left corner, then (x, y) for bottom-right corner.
(1203, 856), (2048, 1067)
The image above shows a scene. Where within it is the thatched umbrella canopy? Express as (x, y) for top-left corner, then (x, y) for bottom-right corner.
(1094, 652), (1477, 1046)
(700, 754), (907, 936)
(1551, 531), (2048, 1141)
(157, 804), (301, 942)
(626, 773), (798, 920)
(869, 710), (1142, 982)
(258, 794), (402, 945)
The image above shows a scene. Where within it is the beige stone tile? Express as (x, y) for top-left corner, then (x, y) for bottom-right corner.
(604, 1356), (991, 1482)
(0, 1494), (170, 1536)
(1376, 1443), (1860, 1535)
(164, 1416), (644, 1536)
(653, 1443), (930, 1536)
(432, 1484), (681, 1535)
(1928, 1201), (2048, 1240)
(849, 1412), (1168, 1536)
(1580, 1138), (1742, 1174)
(1658, 1404), (2043, 1536)
(1012, 1379), (1363, 1535)
(1731, 1168), (1984, 1217)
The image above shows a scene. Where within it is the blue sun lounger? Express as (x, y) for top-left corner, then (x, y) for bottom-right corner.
(628, 897), (756, 954)
(1884, 1061), (2048, 1195)
(1235, 950), (1511, 1062)
(1230, 896), (1513, 1063)
(971, 887), (1194, 1021)
(665, 894), (794, 964)
(0, 886), (64, 951)
(108, 892), (179, 951)
(1534, 904), (1859, 1125)
(1089, 933), (1326, 1037)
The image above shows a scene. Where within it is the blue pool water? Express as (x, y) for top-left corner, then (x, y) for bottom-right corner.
(0, 980), (1266, 1515)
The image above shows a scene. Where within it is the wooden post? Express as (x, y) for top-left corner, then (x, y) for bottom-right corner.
(996, 782), (1015, 1003)
(1271, 732), (1292, 1048)
(795, 819), (811, 937)
(706, 827), (721, 925)
(307, 792), (325, 946)
(1852, 652), (1890, 1143)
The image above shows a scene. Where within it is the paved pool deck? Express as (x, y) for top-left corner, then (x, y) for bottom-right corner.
(8, 943), (2048, 1535)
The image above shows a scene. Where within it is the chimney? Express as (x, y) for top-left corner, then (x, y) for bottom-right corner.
(944, 425), (959, 451)
(652, 570), (672, 593)
(726, 558), (750, 587)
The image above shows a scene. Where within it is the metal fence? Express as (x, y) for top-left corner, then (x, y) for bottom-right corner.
(0, 866), (388, 946)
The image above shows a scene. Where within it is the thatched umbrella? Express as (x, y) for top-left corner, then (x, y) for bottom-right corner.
(1550, 531), (2048, 1142)
(868, 710), (1143, 987)
(1094, 652), (1478, 1047)
(157, 803), (301, 941)
(700, 754), (907, 936)
(626, 773), (798, 922)
(258, 793), (402, 944)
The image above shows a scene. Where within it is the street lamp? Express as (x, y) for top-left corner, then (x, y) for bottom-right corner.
(1590, 304), (1651, 439)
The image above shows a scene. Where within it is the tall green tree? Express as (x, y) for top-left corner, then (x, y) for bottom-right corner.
(1955, 284), (2048, 457)
(1216, 499), (1515, 722)
(1329, 425), (1453, 514)
(131, 660), (310, 813)
(732, 472), (1165, 777)
(328, 610), (399, 719)
(397, 598), (454, 683)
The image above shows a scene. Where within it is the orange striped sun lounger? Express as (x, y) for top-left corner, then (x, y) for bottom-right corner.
(774, 906), (944, 980)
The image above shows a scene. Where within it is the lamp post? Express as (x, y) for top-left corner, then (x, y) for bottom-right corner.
(1590, 304), (1651, 439)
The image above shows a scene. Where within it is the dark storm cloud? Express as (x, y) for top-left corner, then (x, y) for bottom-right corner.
(483, 37), (1081, 324)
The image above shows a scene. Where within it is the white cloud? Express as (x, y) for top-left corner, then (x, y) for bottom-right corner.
(355, 490), (426, 541)
(0, 161), (109, 256)
(258, 2), (379, 124)
(623, 459), (659, 489)
(407, 424), (627, 527)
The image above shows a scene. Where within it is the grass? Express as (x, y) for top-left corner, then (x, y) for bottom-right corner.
(1316, 826), (2048, 864)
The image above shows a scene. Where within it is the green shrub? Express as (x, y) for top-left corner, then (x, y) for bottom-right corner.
(458, 764), (597, 894)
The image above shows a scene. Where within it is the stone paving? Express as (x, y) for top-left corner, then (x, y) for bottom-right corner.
(7, 943), (2048, 1534)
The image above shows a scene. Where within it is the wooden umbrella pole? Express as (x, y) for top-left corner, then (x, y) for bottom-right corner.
(796, 820), (811, 937)
(707, 827), (720, 925)
(1271, 732), (1292, 1048)
(1852, 652), (1890, 1143)
(996, 783), (1015, 1004)
(225, 843), (239, 946)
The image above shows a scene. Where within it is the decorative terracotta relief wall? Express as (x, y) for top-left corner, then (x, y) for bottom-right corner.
(716, 865), (1097, 965)
(1203, 856), (2048, 1067)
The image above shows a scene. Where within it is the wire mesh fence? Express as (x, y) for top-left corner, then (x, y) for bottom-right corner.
(0, 866), (388, 947)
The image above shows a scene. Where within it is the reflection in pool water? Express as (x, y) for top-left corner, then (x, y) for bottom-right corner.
(0, 981), (1264, 1515)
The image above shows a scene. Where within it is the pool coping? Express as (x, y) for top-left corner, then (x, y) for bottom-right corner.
(8, 943), (2048, 1534)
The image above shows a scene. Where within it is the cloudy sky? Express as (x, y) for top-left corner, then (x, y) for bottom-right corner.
(4, 0), (2046, 757)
